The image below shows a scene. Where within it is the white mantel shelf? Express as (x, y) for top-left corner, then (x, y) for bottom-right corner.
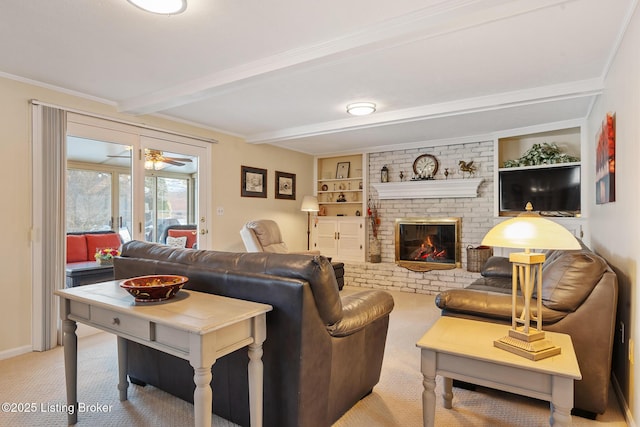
(372, 178), (483, 199)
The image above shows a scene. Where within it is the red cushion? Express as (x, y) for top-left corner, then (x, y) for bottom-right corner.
(66, 235), (88, 263)
(85, 233), (122, 260)
(168, 229), (197, 248)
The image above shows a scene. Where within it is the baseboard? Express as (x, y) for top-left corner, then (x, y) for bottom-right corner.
(611, 374), (636, 427)
(0, 344), (32, 361)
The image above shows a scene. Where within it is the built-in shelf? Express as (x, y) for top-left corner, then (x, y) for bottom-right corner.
(372, 178), (483, 199)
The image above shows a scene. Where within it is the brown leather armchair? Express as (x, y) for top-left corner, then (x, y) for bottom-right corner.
(435, 247), (618, 417)
(114, 240), (393, 427)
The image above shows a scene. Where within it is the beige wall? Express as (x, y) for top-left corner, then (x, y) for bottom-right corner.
(586, 5), (640, 423)
(0, 76), (313, 356)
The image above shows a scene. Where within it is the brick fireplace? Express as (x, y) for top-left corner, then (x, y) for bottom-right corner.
(343, 139), (495, 294)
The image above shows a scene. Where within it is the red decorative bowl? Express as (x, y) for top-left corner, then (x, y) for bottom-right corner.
(120, 275), (188, 302)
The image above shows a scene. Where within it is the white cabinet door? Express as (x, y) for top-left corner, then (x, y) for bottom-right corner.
(315, 219), (339, 258)
(336, 218), (365, 260)
(313, 217), (365, 261)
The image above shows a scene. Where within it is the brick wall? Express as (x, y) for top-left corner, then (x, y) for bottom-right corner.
(345, 140), (495, 294)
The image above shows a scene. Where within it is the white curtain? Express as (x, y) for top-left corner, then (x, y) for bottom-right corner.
(31, 103), (66, 351)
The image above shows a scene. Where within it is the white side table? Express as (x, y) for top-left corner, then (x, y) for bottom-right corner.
(416, 317), (581, 427)
(56, 281), (272, 427)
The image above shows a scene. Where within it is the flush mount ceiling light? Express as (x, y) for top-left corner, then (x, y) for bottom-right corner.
(346, 102), (376, 116)
(127, 0), (187, 14)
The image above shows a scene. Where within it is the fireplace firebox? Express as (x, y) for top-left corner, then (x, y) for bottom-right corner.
(395, 217), (461, 271)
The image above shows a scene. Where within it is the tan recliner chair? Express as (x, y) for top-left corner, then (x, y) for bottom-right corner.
(240, 219), (320, 254)
(240, 219), (345, 289)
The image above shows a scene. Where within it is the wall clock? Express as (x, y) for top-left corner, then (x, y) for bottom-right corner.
(413, 154), (439, 177)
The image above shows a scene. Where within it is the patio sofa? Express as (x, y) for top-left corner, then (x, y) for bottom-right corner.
(65, 230), (121, 287)
(435, 244), (618, 416)
(114, 240), (394, 427)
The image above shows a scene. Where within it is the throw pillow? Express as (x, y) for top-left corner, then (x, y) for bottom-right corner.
(66, 234), (88, 263)
(166, 236), (187, 248)
(168, 229), (197, 248)
(85, 233), (122, 261)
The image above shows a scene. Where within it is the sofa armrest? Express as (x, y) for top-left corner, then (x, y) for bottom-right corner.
(436, 289), (567, 324)
(327, 291), (394, 337)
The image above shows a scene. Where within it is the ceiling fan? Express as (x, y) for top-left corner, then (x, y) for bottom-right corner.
(108, 149), (193, 168)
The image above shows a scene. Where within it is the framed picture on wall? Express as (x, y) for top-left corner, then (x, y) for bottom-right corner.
(596, 112), (616, 204)
(241, 165), (267, 198)
(275, 171), (296, 200)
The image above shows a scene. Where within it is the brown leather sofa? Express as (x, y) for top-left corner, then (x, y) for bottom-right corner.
(114, 240), (394, 427)
(435, 245), (618, 417)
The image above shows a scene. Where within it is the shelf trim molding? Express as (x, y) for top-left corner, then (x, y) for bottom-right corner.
(372, 178), (483, 199)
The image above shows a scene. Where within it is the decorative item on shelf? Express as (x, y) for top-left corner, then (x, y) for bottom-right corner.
(355, 210), (361, 216)
(359, 181), (363, 189)
(411, 173), (435, 181)
(399, 171), (405, 181)
(444, 168), (449, 179)
(481, 202), (581, 361)
(120, 275), (188, 303)
(336, 161), (350, 179)
(459, 160), (476, 178)
(413, 154), (439, 179)
(321, 184), (328, 191)
(503, 142), (579, 168)
(339, 183), (345, 190)
(301, 195), (320, 250)
(368, 197), (381, 263)
(336, 192), (347, 202)
(381, 165), (389, 183)
(95, 247), (120, 265)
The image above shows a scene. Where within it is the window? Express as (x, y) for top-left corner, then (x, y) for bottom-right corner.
(66, 169), (113, 232)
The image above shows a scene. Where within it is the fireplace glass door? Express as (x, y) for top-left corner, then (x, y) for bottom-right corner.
(395, 218), (461, 271)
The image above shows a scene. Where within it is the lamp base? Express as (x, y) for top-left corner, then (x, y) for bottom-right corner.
(494, 329), (561, 361)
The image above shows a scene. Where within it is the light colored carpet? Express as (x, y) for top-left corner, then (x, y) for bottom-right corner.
(0, 288), (628, 426)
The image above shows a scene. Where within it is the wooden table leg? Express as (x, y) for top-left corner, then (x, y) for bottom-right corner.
(190, 333), (216, 427)
(443, 377), (453, 409)
(192, 366), (213, 427)
(63, 319), (78, 425)
(248, 314), (267, 427)
(420, 350), (436, 427)
(117, 337), (129, 401)
(550, 376), (574, 426)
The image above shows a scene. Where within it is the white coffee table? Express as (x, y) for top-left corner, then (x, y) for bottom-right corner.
(416, 317), (581, 427)
(56, 281), (272, 427)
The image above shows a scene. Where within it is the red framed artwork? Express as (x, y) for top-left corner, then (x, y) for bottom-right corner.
(596, 112), (615, 204)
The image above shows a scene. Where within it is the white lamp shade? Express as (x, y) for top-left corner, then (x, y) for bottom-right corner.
(482, 211), (581, 250)
(301, 195), (319, 212)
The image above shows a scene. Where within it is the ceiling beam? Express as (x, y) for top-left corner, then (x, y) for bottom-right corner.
(245, 79), (603, 144)
(117, 0), (573, 116)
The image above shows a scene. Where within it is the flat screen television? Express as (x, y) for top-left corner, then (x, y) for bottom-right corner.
(499, 164), (581, 215)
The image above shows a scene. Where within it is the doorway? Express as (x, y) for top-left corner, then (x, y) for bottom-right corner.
(35, 111), (212, 347)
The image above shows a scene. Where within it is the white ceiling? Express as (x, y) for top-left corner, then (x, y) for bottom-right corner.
(1, 0), (636, 155)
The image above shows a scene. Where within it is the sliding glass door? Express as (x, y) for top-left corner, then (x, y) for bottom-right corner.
(65, 117), (211, 249)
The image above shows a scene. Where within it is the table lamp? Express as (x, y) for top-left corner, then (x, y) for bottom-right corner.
(481, 202), (581, 360)
(301, 195), (319, 250)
